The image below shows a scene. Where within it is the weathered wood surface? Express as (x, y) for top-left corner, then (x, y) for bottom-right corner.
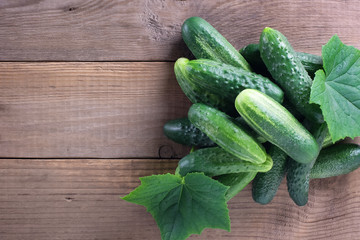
(1, 158), (360, 240)
(1, 0), (360, 61)
(2, 0), (360, 239)
(0, 62), (191, 158)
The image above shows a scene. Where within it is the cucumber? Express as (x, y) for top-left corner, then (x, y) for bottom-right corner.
(252, 145), (288, 205)
(281, 98), (304, 121)
(235, 89), (319, 164)
(259, 27), (323, 123)
(311, 144), (360, 179)
(188, 103), (267, 164)
(234, 117), (267, 144)
(176, 147), (273, 177)
(216, 172), (257, 202)
(164, 116), (266, 147)
(286, 123), (328, 206)
(163, 117), (215, 147)
(240, 43), (322, 77)
(239, 43), (272, 77)
(175, 58), (229, 112)
(179, 58), (284, 106)
(296, 52), (323, 77)
(321, 132), (333, 148)
(182, 16), (251, 71)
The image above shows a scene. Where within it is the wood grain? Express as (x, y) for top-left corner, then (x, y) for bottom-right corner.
(1, 0), (360, 61)
(0, 62), (191, 158)
(1, 158), (360, 240)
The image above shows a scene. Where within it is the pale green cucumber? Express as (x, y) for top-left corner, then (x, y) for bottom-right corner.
(188, 103), (267, 164)
(235, 89), (319, 164)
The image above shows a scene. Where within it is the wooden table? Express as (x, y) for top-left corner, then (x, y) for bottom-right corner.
(1, 1), (360, 239)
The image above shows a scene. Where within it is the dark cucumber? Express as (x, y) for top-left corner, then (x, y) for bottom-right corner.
(176, 147), (273, 177)
(281, 98), (304, 121)
(259, 27), (323, 123)
(235, 89), (319, 165)
(182, 16), (251, 71)
(188, 103), (267, 164)
(216, 172), (257, 202)
(311, 144), (360, 179)
(240, 43), (322, 78)
(175, 58), (284, 115)
(296, 52), (323, 77)
(183, 58), (284, 103)
(286, 123), (328, 206)
(252, 145), (288, 205)
(239, 43), (271, 77)
(163, 117), (215, 147)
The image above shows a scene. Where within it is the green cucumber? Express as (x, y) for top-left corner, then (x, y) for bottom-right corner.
(259, 27), (323, 123)
(179, 58), (284, 106)
(321, 130), (333, 148)
(216, 172), (257, 202)
(296, 52), (323, 77)
(286, 123), (328, 206)
(163, 117), (215, 147)
(176, 147), (273, 177)
(175, 58), (229, 112)
(234, 117), (267, 144)
(281, 98), (304, 121)
(240, 43), (322, 77)
(182, 16), (251, 71)
(235, 89), (319, 164)
(188, 103), (267, 164)
(163, 116), (266, 147)
(311, 144), (360, 179)
(252, 145), (288, 205)
(239, 43), (272, 77)
(174, 57), (284, 115)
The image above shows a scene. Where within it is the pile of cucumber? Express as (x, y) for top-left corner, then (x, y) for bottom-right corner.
(164, 17), (360, 206)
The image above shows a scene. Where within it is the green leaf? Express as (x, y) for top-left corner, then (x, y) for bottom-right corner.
(121, 173), (230, 240)
(310, 35), (360, 142)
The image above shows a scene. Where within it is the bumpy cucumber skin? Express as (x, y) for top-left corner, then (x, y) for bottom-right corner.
(296, 52), (323, 77)
(240, 43), (322, 78)
(163, 118), (215, 147)
(252, 145), (288, 205)
(177, 147), (273, 177)
(182, 17), (251, 71)
(175, 58), (229, 112)
(164, 115), (266, 147)
(239, 43), (272, 77)
(259, 27), (323, 123)
(216, 172), (257, 202)
(311, 144), (360, 179)
(188, 103), (267, 164)
(184, 58), (284, 104)
(235, 89), (319, 164)
(286, 123), (328, 206)
(286, 160), (311, 206)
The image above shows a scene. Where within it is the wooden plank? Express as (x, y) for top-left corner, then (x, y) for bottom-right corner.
(1, 158), (360, 240)
(0, 62), (191, 158)
(1, 0), (360, 61)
